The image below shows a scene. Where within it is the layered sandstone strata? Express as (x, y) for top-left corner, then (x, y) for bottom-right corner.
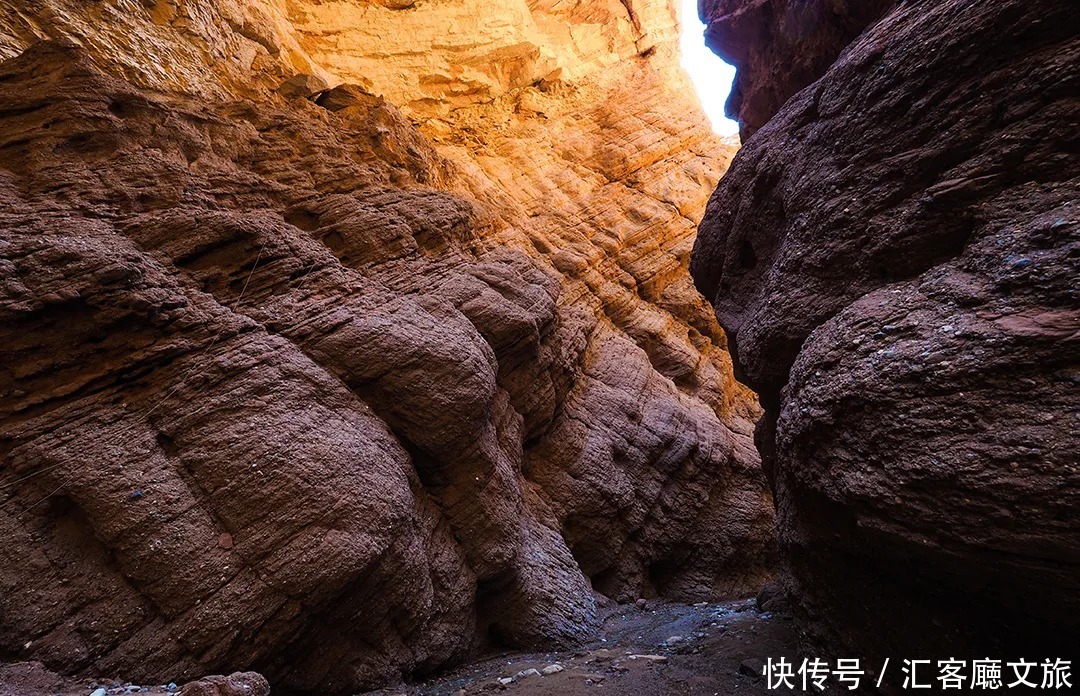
(693, 0), (1079, 657)
(0, 0), (772, 693)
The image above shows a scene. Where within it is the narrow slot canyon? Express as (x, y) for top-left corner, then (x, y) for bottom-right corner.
(0, 1), (1076, 695)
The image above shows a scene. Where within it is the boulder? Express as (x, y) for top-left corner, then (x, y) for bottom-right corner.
(276, 73), (328, 100)
(180, 672), (270, 696)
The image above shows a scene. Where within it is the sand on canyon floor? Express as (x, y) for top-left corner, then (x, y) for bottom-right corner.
(364, 598), (799, 696)
(0, 599), (799, 696)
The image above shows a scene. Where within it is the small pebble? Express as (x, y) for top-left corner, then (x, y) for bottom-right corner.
(541, 664), (564, 675)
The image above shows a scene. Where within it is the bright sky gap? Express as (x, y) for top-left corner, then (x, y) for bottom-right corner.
(679, 0), (739, 136)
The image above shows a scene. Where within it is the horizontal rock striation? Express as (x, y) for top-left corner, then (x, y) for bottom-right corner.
(693, 0), (1079, 657)
(0, 0), (773, 693)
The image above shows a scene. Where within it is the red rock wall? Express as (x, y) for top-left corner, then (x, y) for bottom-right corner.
(0, 0), (775, 692)
(693, 0), (1079, 656)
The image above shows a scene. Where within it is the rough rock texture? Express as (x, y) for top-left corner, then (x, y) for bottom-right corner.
(693, 0), (1079, 657)
(700, 0), (896, 140)
(0, 1), (773, 694)
(0, 662), (64, 696)
(0, 0), (329, 98)
(181, 672), (270, 696)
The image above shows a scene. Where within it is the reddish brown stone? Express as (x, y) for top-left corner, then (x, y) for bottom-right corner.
(180, 672), (269, 696)
(0, 35), (772, 694)
(693, 0), (1080, 657)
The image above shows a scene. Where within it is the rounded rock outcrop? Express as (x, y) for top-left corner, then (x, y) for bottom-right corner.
(692, 0), (1079, 658)
(0, 1), (775, 693)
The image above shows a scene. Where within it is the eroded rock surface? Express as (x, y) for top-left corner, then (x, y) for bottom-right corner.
(0, 1), (772, 693)
(693, 0), (1079, 656)
(181, 672), (270, 696)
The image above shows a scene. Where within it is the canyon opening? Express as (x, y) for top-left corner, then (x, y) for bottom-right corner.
(0, 1), (1076, 696)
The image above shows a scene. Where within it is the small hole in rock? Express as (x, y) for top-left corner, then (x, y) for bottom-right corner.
(108, 100), (133, 118)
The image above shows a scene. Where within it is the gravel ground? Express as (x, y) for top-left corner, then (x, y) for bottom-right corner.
(361, 598), (801, 696)
(1, 599), (800, 696)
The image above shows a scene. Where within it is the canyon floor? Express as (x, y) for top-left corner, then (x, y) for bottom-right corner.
(0, 599), (799, 696)
(2, 1), (1074, 694)
(365, 598), (797, 696)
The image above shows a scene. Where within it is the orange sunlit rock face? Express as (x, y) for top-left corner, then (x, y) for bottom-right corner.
(0, 1), (771, 693)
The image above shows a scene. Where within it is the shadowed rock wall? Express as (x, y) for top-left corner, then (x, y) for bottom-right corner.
(693, 0), (1079, 658)
(700, 0), (896, 140)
